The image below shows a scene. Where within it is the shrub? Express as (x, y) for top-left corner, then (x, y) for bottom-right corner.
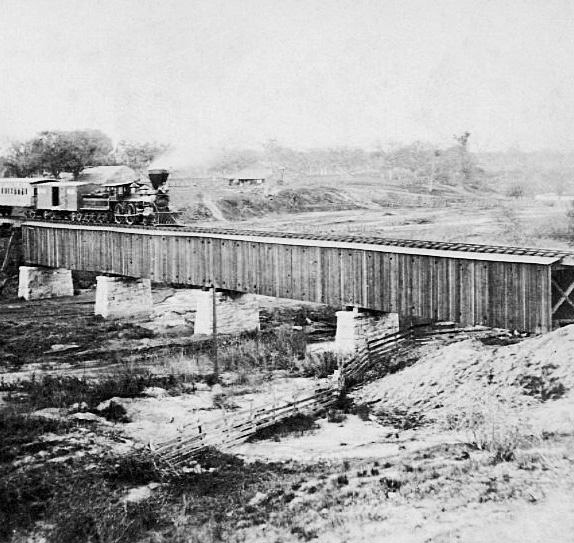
(249, 414), (319, 441)
(374, 406), (426, 430)
(299, 351), (341, 378)
(441, 387), (537, 463)
(506, 183), (526, 198)
(351, 403), (372, 421)
(98, 400), (130, 422)
(327, 408), (347, 423)
(105, 449), (165, 485)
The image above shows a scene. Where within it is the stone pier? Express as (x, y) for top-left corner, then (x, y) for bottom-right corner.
(335, 307), (400, 353)
(95, 276), (153, 319)
(18, 266), (74, 301)
(193, 290), (260, 335)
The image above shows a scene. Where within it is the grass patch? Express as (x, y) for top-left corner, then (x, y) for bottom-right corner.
(0, 453), (167, 543)
(1, 319), (154, 368)
(0, 411), (73, 463)
(214, 327), (308, 374)
(0, 372), (187, 410)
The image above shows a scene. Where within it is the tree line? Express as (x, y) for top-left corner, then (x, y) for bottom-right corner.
(208, 134), (483, 189)
(1, 130), (170, 179)
(1, 129), (482, 189)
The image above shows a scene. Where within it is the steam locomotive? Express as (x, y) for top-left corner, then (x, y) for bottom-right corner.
(0, 168), (176, 226)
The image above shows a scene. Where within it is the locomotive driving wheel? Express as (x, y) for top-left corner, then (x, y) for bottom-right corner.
(124, 203), (137, 226)
(113, 203), (125, 224)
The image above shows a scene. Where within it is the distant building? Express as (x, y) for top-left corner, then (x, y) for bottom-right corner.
(226, 167), (273, 187)
(76, 165), (138, 185)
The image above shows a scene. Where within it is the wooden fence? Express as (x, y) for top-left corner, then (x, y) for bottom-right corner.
(341, 323), (489, 384)
(155, 384), (339, 467)
(341, 328), (414, 384)
(155, 324), (488, 465)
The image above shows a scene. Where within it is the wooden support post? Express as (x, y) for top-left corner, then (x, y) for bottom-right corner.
(0, 228), (16, 294)
(1, 228), (15, 273)
(212, 284), (218, 381)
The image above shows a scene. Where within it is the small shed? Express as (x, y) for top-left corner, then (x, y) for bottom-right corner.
(77, 166), (138, 186)
(227, 168), (272, 187)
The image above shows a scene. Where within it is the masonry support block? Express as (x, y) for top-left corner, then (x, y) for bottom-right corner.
(335, 308), (400, 353)
(95, 276), (153, 319)
(194, 290), (260, 335)
(18, 266), (74, 300)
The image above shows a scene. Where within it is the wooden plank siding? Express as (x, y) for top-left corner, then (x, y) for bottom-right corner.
(22, 224), (555, 333)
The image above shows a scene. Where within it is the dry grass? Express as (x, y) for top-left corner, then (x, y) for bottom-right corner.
(441, 386), (540, 463)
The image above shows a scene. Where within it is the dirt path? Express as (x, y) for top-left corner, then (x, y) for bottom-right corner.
(202, 194), (227, 221)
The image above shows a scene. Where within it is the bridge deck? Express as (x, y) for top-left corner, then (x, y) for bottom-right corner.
(21, 221), (574, 333)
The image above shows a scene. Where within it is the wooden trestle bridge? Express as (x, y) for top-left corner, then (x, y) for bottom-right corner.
(21, 221), (574, 333)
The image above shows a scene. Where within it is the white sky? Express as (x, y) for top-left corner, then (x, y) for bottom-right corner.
(1, 0), (573, 156)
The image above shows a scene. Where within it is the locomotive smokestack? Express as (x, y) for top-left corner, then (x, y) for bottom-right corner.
(148, 168), (169, 189)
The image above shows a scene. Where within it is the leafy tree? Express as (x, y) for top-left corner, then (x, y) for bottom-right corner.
(2, 140), (43, 177)
(2, 129), (113, 179)
(38, 130), (113, 178)
(385, 141), (435, 175)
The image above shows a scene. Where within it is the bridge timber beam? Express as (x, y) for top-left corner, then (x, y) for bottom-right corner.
(21, 222), (568, 334)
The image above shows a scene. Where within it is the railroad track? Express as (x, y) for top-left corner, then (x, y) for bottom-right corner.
(22, 218), (574, 260)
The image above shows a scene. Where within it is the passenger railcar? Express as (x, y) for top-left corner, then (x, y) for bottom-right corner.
(0, 178), (52, 216)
